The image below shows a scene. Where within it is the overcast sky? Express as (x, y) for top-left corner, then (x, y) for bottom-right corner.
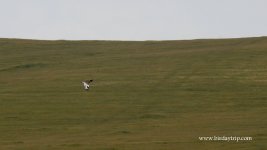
(0, 0), (267, 40)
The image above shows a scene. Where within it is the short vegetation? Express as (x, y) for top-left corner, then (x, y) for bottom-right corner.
(0, 37), (266, 149)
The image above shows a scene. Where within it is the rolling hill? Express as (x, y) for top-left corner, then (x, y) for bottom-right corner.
(0, 37), (266, 149)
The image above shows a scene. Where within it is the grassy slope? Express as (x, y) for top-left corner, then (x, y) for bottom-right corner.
(0, 37), (266, 150)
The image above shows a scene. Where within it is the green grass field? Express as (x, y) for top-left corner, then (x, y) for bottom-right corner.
(0, 37), (266, 150)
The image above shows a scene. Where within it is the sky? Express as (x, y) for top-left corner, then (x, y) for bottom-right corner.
(0, 0), (267, 41)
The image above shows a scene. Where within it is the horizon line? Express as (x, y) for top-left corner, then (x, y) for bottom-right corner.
(0, 35), (267, 42)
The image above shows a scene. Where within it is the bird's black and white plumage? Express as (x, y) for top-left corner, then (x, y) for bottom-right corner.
(82, 80), (93, 91)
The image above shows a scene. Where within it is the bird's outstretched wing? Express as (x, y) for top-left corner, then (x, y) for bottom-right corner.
(85, 80), (93, 83)
(82, 81), (89, 90)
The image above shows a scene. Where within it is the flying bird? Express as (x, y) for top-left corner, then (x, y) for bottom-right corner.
(82, 80), (93, 91)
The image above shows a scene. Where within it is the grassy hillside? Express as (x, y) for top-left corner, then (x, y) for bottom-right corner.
(0, 37), (266, 150)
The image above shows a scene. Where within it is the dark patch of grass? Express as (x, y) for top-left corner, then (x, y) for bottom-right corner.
(0, 63), (46, 72)
(119, 130), (131, 134)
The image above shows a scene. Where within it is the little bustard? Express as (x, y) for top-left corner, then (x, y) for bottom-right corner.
(82, 80), (93, 91)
